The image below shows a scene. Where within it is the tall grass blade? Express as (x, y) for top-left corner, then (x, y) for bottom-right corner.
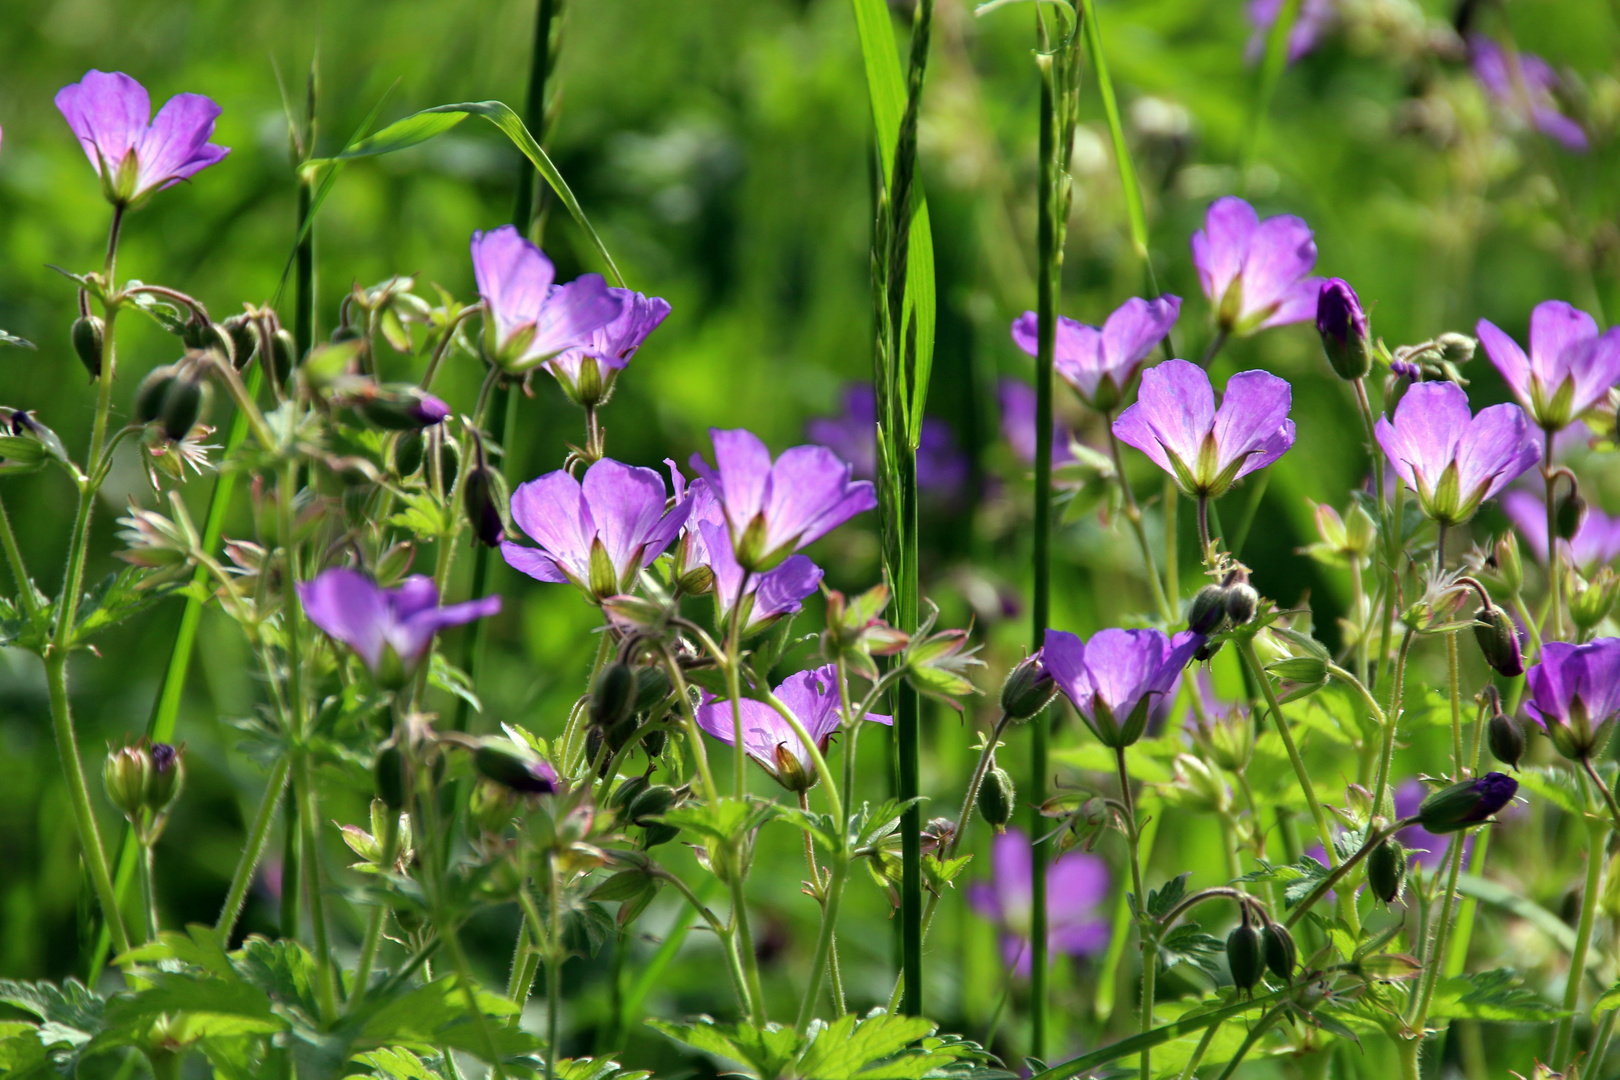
(1242, 0), (1302, 168)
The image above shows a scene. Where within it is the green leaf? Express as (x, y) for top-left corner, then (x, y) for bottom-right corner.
(353, 1046), (437, 1080)
(1157, 924), (1224, 977)
(1076, 0), (1148, 263)
(648, 1015), (803, 1078)
(74, 567), (182, 642)
(428, 652), (482, 715)
(553, 1058), (653, 1080)
(1425, 968), (1563, 1023)
(1144, 873), (1189, 918)
(793, 1011), (936, 1078)
(0, 328), (35, 350)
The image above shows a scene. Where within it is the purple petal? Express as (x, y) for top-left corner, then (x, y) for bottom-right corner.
(389, 576), (441, 620)
(297, 568), (388, 671)
(1047, 850), (1110, 916)
(1112, 358), (1215, 476)
(507, 470), (593, 581)
(750, 555), (824, 627)
(707, 428), (773, 534)
(1081, 628), (1171, 721)
(1456, 402), (1539, 505)
(500, 541), (570, 584)
(1378, 381), (1473, 493)
(471, 226), (557, 350)
(1041, 629), (1093, 716)
(391, 594), (501, 667)
(1192, 197), (1258, 305)
(1238, 215), (1317, 323)
(1213, 368), (1294, 479)
(1099, 295), (1181, 373)
(134, 92), (227, 194)
(1010, 311), (1041, 358)
(581, 459), (672, 581)
(1477, 317), (1532, 408)
(1501, 489), (1551, 564)
(55, 70), (149, 178)
(530, 274), (626, 360)
(1257, 276), (1326, 331)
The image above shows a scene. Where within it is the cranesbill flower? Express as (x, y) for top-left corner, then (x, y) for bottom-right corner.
(1043, 627), (1202, 747)
(1245, 0), (1337, 65)
(1416, 772), (1519, 834)
(806, 385), (967, 498)
(502, 457), (692, 600)
(676, 476), (823, 635)
(1112, 358), (1295, 498)
(967, 829), (1110, 976)
(998, 379), (1075, 466)
(1192, 196), (1323, 335)
(470, 225), (624, 374)
(1470, 35), (1588, 153)
(1502, 490), (1620, 574)
(1525, 639), (1620, 760)
(690, 428), (876, 572)
(1476, 301), (1620, 432)
(1316, 278), (1372, 381)
(55, 71), (230, 207)
(548, 288), (672, 407)
(298, 569), (500, 687)
(1010, 296), (1182, 413)
(1374, 381), (1539, 526)
(694, 665), (891, 791)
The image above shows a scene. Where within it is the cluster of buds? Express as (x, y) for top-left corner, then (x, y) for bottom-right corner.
(610, 774), (682, 848)
(1300, 500), (1377, 568)
(903, 603), (985, 711)
(821, 584), (908, 680)
(1187, 567), (1260, 661)
(582, 659), (673, 774)
(1226, 904), (1298, 994)
(1384, 332), (1476, 391)
(103, 739), (185, 846)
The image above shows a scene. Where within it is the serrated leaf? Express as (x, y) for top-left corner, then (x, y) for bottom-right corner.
(1426, 969), (1563, 1022)
(1145, 873), (1190, 918)
(794, 1011), (936, 1078)
(648, 1016), (803, 1078)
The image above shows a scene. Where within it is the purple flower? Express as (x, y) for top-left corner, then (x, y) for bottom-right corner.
(1477, 301), (1620, 432)
(998, 379), (1076, 466)
(1394, 780), (1470, 870)
(1502, 489), (1620, 574)
(470, 225), (624, 375)
(1374, 381), (1540, 526)
(967, 829), (1110, 976)
(501, 457), (692, 600)
(1315, 278), (1372, 380)
(689, 429), (876, 572)
(1525, 639), (1620, 760)
(1245, 0), (1337, 65)
(548, 288), (672, 406)
(805, 385), (967, 499)
(1470, 36), (1588, 153)
(1043, 627), (1203, 747)
(1192, 196), (1323, 335)
(297, 569), (500, 686)
(1010, 296), (1182, 413)
(1111, 358), (1295, 498)
(55, 71), (230, 207)
(694, 664), (891, 791)
(675, 474), (824, 635)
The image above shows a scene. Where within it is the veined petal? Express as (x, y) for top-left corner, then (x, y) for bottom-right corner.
(1115, 359), (1215, 473)
(507, 470), (594, 581)
(55, 70), (148, 177)
(1529, 300), (1598, 393)
(707, 428), (773, 533)
(581, 459), (672, 580)
(1255, 276), (1324, 331)
(471, 226), (557, 348)
(1476, 318), (1532, 408)
(297, 568), (388, 672)
(1381, 381), (1473, 493)
(1237, 214), (1317, 322)
(1455, 402), (1538, 506)
(1099, 295), (1181, 375)
(133, 92), (226, 195)
(1192, 197), (1258, 304)
(500, 542), (570, 584)
(527, 274), (625, 360)
(1212, 369), (1293, 476)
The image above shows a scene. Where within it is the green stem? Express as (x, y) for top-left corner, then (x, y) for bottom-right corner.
(546, 853), (562, 1080)
(349, 809), (398, 1004)
(1105, 424), (1172, 622)
(294, 754), (338, 1021)
(1552, 778), (1608, 1069)
(139, 842), (158, 943)
(1371, 631), (1414, 820)
(729, 861), (768, 1025)
(1545, 433), (1564, 641)
(1164, 479), (1179, 610)
(1213, 1003), (1286, 1080)
(1409, 833), (1466, 1031)
(1447, 633), (1463, 779)
(0, 490), (39, 619)
(795, 855), (849, 1033)
(215, 753), (292, 939)
(1236, 638), (1336, 866)
(1115, 747), (1155, 1080)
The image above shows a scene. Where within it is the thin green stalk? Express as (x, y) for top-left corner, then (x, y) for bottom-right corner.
(1408, 833), (1466, 1030)
(294, 754), (338, 1021)
(0, 490), (38, 619)
(795, 855), (850, 1033)
(1163, 478), (1179, 607)
(547, 853), (563, 1080)
(729, 862), (768, 1025)
(1236, 638), (1336, 866)
(350, 810), (399, 1003)
(1545, 433), (1564, 641)
(1552, 777), (1608, 1069)
(1447, 633), (1463, 779)
(1371, 631), (1415, 820)
(1115, 748), (1154, 1080)
(138, 844), (158, 943)
(215, 753), (292, 939)
(1213, 1003), (1287, 1080)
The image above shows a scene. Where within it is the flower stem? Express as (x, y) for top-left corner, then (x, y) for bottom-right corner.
(1371, 631), (1414, 820)
(729, 860), (768, 1025)
(1545, 430), (1564, 641)
(795, 853), (849, 1033)
(1114, 746), (1155, 1080)
(138, 843), (158, 943)
(215, 756), (293, 942)
(1236, 638), (1336, 866)
(1105, 424), (1172, 622)
(0, 490), (38, 620)
(1446, 633), (1463, 780)
(1553, 772), (1608, 1069)
(1408, 832), (1466, 1032)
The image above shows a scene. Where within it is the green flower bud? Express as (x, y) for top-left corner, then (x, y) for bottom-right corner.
(221, 314), (258, 370)
(1417, 773), (1518, 834)
(134, 362), (206, 440)
(634, 667), (673, 713)
(463, 463), (505, 548)
(642, 822), (680, 848)
(1262, 922), (1297, 982)
(1226, 915), (1264, 993)
(1224, 581), (1259, 625)
(1436, 332), (1475, 366)
(1472, 607), (1524, 678)
(640, 727), (668, 758)
(391, 429), (425, 477)
(268, 328), (298, 384)
(977, 766), (1016, 833)
(999, 655), (1057, 721)
(103, 743), (151, 821)
(71, 315), (104, 380)
(1367, 839), (1406, 904)
(469, 778), (518, 836)
(627, 784), (678, 826)
(1187, 585), (1229, 636)
(1488, 712), (1527, 770)
(611, 775), (651, 816)
(1494, 533), (1523, 595)
(591, 663), (638, 732)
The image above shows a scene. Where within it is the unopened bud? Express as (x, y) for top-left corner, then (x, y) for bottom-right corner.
(1472, 607), (1524, 678)
(1226, 914), (1264, 992)
(628, 784), (677, 826)
(1261, 922), (1297, 982)
(1488, 712), (1527, 770)
(392, 430), (425, 477)
(221, 315), (258, 370)
(374, 744), (406, 810)
(1417, 772), (1518, 834)
(1367, 839), (1407, 904)
(1224, 581), (1259, 625)
(1494, 533), (1523, 594)
(1315, 279), (1372, 380)
(977, 766), (1016, 832)
(147, 742), (184, 814)
(469, 778), (518, 835)
(591, 664), (638, 731)
(634, 667), (672, 713)
(71, 316), (105, 379)
(641, 727), (668, 758)
(463, 464), (505, 548)
(1436, 332), (1475, 366)
(269, 328), (298, 384)
(1188, 585), (1229, 636)
(1555, 490), (1586, 544)
(134, 362), (206, 440)
(1000, 655), (1057, 721)
(642, 822), (680, 848)
(771, 743), (815, 792)
(103, 744), (151, 821)
(357, 384), (451, 431)
(473, 741), (559, 795)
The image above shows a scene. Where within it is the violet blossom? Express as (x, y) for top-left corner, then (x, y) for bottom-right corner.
(1245, 0), (1337, 65)
(1374, 381), (1539, 526)
(998, 378), (1075, 466)
(1477, 300), (1620, 433)
(1010, 295), (1182, 413)
(967, 829), (1110, 976)
(470, 225), (624, 375)
(1111, 358), (1295, 498)
(1525, 639), (1620, 760)
(1192, 196), (1323, 335)
(548, 288), (672, 406)
(1043, 627), (1203, 747)
(1502, 490), (1620, 574)
(55, 70), (230, 207)
(298, 568), (500, 687)
(806, 385), (967, 499)
(1470, 35), (1588, 153)
(694, 665), (891, 791)
(689, 428), (876, 572)
(502, 457), (692, 600)
(1316, 278), (1372, 381)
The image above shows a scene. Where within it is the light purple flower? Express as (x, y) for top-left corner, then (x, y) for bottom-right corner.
(1470, 36), (1588, 153)
(1477, 301), (1620, 432)
(55, 70), (230, 207)
(1192, 197), (1322, 336)
(548, 288), (672, 406)
(694, 664), (891, 790)
(1374, 381), (1539, 526)
(998, 378), (1075, 466)
(806, 385), (967, 499)
(297, 568), (500, 684)
(502, 457), (692, 600)
(967, 829), (1110, 976)
(1043, 627), (1203, 747)
(470, 225), (624, 375)
(1525, 639), (1620, 759)
(1245, 0), (1337, 65)
(1010, 296), (1182, 413)
(689, 428), (876, 572)
(1112, 358), (1295, 498)
(1502, 489), (1620, 574)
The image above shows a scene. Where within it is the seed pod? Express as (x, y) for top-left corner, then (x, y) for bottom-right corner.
(1187, 585), (1229, 636)
(634, 666), (672, 713)
(1224, 582), (1259, 626)
(133, 363), (204, 440)
(1000, 655), (1057, 721)
(640, 727), (668, 758)
(1472, 608), (1523, 678)
(977, 766), (1016, 833)
(1488, 712), (1527, 770)
(374, 744), (406, 810)
(1226, 915), (1264, 992)
(1367, 839), (1406, 904)
(268, 328), (298, 384)
(221, 314), (258, 369)
(1261, 921), (1297, 982)
(392, 429), (425, 477)
(71, 315), (105, 379)
(642, 822), (680, 848)
(591, 663), (638, 731)
(611, 775), (651, 816)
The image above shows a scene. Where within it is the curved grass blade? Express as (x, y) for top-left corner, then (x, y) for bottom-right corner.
(1077, 0), (1149, 267)
(1242, 0), (1302, 168)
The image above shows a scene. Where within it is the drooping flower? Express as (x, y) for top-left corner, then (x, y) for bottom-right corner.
(806, 386), (967, 499)
(674, 474), (824, 635)
(694, 665), (891, 791)
(1315, 278), (1372, 381)
(1043, 627), (1203, 748)
(298, 569), (500, 686)
(501, 457), (692, 600)
(1470, 35), (1588, 153)
(967, 829), (1110, 976)
(1191, 196), (1323, 335)
(1374, 381), (1539, 526)
(1476, 301), (1620, 432)
(469, 225), (624, 374)
(1010, 295), (1182, 413)
(1525, 639), (1620, 760)
(547, 288), (672, 406)
(55, 71), (230, 207)
(1245, 0), (1337, 65)
(998, 379), (1075, 466)
(1501, 490), (1620, 574)
(689, 429), (876, 572)
(1111, 358), (1295, 498)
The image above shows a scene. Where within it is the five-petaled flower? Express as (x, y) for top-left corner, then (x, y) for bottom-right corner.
(298, 568), (500, 688)
(1374, 381), (1539, 526)
(548, 288), (672, 407)
(1192, 196), (1322, 336)
(1010, 295), (1182, 414)
(694, 665), (891, 791)
(470, 225), (624, 374)
(1112, 358), (1295, 499)
(56, 70), (230, 208)
(967, 829), (1110, 976)
(1043, 627), (1203, 747)
(675, 474), (823, 636)
(1470, 35), (1588, 153)
(501, 457), (692, 601)
(1525, 639), (1620, 761)
(1476, 300), (1620, 433)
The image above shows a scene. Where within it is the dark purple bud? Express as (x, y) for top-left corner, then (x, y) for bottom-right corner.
(1262, 922), (1296, 981)
(1471, 607), (1524, 678)
(146, 742), (184, 812)
(474, 741), (558, 795)
(1488, 712), (1527, 770)
(1226, 911), (1264, 992)
(1416, 772), (1518, 834)
(358, 385), (450, 431)
(1188, 585), (1229, 635)
(1316, 279), (1372, 380)
(463, 464), (505, 547)
(1000, 653), (1057, 721)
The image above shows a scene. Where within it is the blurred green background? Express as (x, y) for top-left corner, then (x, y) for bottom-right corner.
(1, 0), (1618, 1073)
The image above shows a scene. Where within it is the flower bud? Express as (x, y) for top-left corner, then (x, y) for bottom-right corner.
(640, 727), (668, 758)
(147, 742), (184, 814)
(634, 666), (672, 713)
(771, 743), (815, 793)
(1555, 490), (1586, 544)
(357, 385), (451, 431)
(1344, 504), (1377, 556)
(1224, 581), (1259, 626)
(1000, 655), (1057, 721)
(591, 663), (638, 732)
(469, 778), (518, 836)
(611, 774), (650, 817)
(1488, 712), (1527, 770)
(473, 741), (559, 795)
(627, 784), (678, 826)
(392, 430), (425, 477)
(1569, 568), (1620, 632)
(1493, 533), (1523, 594)
(1261, 922), (1297, 982)
(1471, 607), (1524, 678)
(1316, 279), (1372, 380)
(374, 744), (406, 810)
(1436, 332), (1475, 366)
(1207, 709), (1255, 772)
(642, 821), (681, 848)
(221, 314), (259, 370)
(1226, 914), (1264, 993)
(103, 743), (151, 821)
(1188, 585), (1229, 636)
(977, 766), (1016, 833)
(1367, 839), (1407, 904)
(463, 464), (505, 548)
(1416, 772), (1518, 834)
(268, 328), (298, 384)
(134, 362), (206, 440)
(71, 315), (105, 380)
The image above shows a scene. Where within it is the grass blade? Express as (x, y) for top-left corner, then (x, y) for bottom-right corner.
(1078, 0), (1149, 265)
(1242, 0), (1302, 168)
